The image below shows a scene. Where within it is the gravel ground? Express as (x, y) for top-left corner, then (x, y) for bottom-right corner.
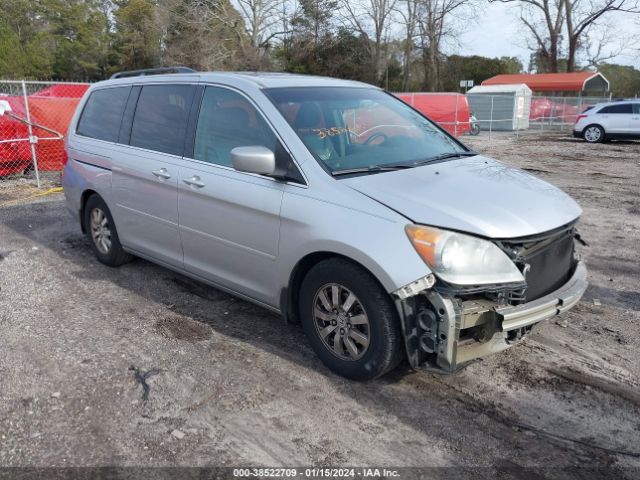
(0, 132), (639, 478)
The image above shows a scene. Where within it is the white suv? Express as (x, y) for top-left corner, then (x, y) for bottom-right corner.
(574, 100), (640, 143)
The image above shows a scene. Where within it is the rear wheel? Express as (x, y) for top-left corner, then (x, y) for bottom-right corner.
(84, 194), (133, 267)
(583, 124), (605, 143)
(299, 258), (404, 380)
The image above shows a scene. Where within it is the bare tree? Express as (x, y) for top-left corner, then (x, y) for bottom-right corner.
(292, 0), (338, 48)
(233, 0), (288, 52)
(494, 0), (639, 72)
(341, 0), (398, 82)
(564, 0), (640, 71)
(158, 0), (243, 70)
(417, 0), (473, 90)
(582, 23), (624, 67)
(492, 0), (566, 73)
(395, 0), (421, 90)
(164, 0), (286, 69)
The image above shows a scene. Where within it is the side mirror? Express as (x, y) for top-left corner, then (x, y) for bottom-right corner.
(231, 146), (276, 176)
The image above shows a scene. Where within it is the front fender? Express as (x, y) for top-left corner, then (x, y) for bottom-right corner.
(277, 189), (433, 295)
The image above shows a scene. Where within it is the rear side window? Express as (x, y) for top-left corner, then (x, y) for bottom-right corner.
(77, 87), (131, 142)
(599, 104), (632, 114)
(130, 84), (195, 156)
(634, 104), (640, 114)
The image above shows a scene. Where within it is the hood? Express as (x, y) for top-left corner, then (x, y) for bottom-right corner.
(341, 155), (582, 239)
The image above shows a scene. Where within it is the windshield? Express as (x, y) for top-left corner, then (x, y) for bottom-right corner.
(264, 87), (468, 174)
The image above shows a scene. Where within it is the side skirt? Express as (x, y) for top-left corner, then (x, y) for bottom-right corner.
(122, 246), (283, 316)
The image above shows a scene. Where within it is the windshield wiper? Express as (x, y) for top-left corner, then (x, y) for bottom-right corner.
(412, 151), (477, 165)
(331, 151), (477, 176)
(331, 164), (415, 176)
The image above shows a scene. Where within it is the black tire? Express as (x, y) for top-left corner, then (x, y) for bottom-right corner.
(299, 258), (404, 380)
(470, 125), (480, 136)
(583, 124), (605, 143)
(83, 194), (133, 267)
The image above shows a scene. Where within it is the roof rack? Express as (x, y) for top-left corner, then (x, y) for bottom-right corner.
(110, 66), (197, 79)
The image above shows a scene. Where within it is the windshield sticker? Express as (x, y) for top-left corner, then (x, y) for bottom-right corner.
(313, 127), (353, 139)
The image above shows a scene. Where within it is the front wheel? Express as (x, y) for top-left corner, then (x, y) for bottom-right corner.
(299, 258), (404, 380)
(84, 194), (133, 267)
(583, 125), (605, 143)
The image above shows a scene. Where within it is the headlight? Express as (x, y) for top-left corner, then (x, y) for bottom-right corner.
(405, 224), (524, 286)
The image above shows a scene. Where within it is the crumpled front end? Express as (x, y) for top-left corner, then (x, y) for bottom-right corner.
(394, 227), (588, 372)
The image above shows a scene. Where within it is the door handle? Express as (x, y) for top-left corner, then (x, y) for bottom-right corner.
(183, 176), (205, 188)
(152, 168), (171, 180)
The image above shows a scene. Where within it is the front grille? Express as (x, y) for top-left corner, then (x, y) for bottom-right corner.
(518, 233), (576, 301)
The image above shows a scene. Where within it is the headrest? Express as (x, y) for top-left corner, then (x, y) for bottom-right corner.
(294, 103), (322, 130)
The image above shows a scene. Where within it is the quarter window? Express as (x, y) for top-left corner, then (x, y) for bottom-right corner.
(634, 104), (640, 114)
(130, 84), (195, 156)
(77, 87), (131, 142)
(599, 104), (633, 114)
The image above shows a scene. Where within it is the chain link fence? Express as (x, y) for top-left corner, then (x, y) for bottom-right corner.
(397, 91), (613, 140)
(528, 95), (611, 130)
(464, 93), (611, 139)
(0, 79), (618, 194)
(0, 80), (89, 192)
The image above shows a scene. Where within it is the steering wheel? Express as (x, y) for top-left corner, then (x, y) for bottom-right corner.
(364, 132), (388, 145)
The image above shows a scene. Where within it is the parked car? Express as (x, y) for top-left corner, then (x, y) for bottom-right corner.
(573, 100), (640, 143)
(63, 68), (588, 380)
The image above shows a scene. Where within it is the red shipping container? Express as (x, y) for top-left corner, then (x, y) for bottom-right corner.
(395, 92), (471, 136)
(29, 85), (89, 171)
(0, 84), (89, 176)
(0, 95), (32, 176)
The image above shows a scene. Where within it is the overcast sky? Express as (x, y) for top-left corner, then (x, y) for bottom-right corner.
(455, 3), (640, 70)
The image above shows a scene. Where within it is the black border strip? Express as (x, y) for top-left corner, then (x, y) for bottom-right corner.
(73, 159), (111, 171)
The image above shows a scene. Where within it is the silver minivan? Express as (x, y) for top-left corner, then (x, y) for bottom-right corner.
(63, 68), (588, 380)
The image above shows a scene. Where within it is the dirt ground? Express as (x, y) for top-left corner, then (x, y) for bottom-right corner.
(0, 132), (639, 478)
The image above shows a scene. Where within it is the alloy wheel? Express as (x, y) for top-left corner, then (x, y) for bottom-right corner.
(584, 126), (602, 142)
(90, 207), (112, 254)
(312, 283), (370, 361)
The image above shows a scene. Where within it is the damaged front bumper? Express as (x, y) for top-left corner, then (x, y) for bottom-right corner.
(395, 261), (588, 373)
